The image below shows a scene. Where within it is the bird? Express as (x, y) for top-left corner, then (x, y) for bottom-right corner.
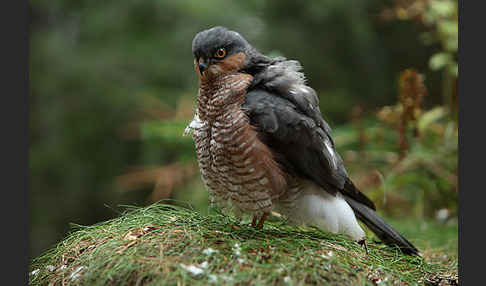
(185, 26), (420, 256)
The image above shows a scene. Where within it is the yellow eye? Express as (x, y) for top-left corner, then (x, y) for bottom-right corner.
(214, 48), (226, 59)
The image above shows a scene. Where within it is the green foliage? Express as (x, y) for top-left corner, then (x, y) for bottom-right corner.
(140, 120), (196, 163)
(423, 0), (458, 77)
(30, 204), (457, 286)
(335, 105), (457, 219)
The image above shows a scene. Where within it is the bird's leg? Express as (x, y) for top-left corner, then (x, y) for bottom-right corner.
(256, 212), (269, 229)
(251, 216), (258, 228)
(358, 238), (369, 255)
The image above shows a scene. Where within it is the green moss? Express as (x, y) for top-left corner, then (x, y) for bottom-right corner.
(30, 204), (457, 286)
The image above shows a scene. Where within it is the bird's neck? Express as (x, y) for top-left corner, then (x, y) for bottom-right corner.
(197, 73), (253, 122)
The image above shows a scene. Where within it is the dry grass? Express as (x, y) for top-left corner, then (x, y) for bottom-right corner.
(30, 204), (457, 286)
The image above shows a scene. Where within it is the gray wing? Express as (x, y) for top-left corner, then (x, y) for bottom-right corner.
(242, 88), (376, 210)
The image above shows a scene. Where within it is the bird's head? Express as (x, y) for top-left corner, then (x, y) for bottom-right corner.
(192, 26), (263, 80)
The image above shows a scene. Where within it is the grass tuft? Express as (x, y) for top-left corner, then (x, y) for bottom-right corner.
(30, 204), (457, 285)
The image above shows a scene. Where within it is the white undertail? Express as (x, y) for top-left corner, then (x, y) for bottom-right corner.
(281, 181), (365, 241)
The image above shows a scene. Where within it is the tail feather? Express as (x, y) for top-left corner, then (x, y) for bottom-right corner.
(344, 196), (421, 256)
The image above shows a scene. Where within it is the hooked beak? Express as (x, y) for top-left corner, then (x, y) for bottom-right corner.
(198, 58), (209, 75)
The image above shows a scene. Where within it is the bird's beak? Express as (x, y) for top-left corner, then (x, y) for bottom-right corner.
(198, 58), (209, 75)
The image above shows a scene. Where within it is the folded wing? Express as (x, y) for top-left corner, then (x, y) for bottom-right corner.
(242, 87), (376, 211)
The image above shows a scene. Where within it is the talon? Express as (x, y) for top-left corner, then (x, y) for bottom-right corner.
(358, 238), (369, 255)
(256, 212), (269, 229)
(251, 216), (258, 228)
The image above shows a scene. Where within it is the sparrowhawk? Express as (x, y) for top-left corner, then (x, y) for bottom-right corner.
(185, 26), (419, 256)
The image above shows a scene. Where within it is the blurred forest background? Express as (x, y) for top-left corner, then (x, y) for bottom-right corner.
(30, 0), (458, 258)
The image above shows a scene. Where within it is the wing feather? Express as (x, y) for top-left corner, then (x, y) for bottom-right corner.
(242, 88), (376, 210)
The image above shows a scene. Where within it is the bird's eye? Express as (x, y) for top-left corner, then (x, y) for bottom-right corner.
(214, 48), (226, 59)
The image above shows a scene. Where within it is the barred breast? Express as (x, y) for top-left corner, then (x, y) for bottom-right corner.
(192, 73), (287, 216)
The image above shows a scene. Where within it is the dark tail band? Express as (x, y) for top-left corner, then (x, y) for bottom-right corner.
(344, 196), (421, 256)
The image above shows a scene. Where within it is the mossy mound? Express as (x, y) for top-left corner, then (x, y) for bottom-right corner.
(30, 204), (458, 285)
